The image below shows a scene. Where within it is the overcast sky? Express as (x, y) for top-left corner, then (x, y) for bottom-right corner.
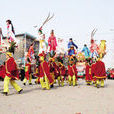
(0, 0), (114, 68)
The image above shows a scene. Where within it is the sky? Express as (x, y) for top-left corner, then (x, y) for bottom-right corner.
(0, 0), (114, 68)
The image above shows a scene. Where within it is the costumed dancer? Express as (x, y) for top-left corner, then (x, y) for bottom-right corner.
(38, 28), (48, 54)
(68, 38), (78, 51)
(23, 58), (32, 85)
(68, 56), (78, 86)
(85, 58), (93, 85)
(48, 30), (57, 56)
(2, 52), (23, 96)
(93, 58), (106, 88)
(56, 57), (65, 87)
(82, 44), (90, 59)
(6, 20), (18, 44)
(48, 57), (56, 83)
(68, 45), (77, 56)
(76, 52), (86, 78)
(90, 29), (99, 58)
(39, 53), (54, 89)
(27, 43), (35, 62)
(56, 38), (65, 55)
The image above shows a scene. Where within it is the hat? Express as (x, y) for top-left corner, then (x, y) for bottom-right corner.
(51, 30), (54, 34)
(69, 38), (72, 40)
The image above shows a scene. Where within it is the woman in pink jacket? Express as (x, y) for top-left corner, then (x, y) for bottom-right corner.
(48, 30), (57, 56)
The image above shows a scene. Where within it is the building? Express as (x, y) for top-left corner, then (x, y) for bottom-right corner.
(0, 33), (39, 65)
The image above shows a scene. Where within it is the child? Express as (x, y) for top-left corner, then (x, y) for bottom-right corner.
(93, 58), (106, 88)
(39, 53), (54, 90)
(68, 56), (78, 86)
(56, 57), (66, 87)
(85, 58), (93, 85)
(23, 58), (32, 85)
(2, 52), (23, 96)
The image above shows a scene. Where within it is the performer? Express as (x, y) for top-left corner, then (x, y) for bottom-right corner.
(27, 43), (34, 62)
(6, 20), (18, 44)
(2, 52), (23, 96)
(76, 52), (86, 78)
(90, 29), (99, 58)
(39, 53), (54, 90)
(93, 58), (106, 88)
(82, 44), (90, 59)
(56, 57), (66, 87)
(85, 58), (93, 85)
(23, 58), (32, 85)
(48, 30), (57, 56)
(68, 38), (78, 50)
(68, 56), (78, 86)
(38, 30), (48, 54)
(48, 57), (56, 82)
(68, 45), (77, 56)
(56, 38), (65, 55)
(90, 39), (99, 58)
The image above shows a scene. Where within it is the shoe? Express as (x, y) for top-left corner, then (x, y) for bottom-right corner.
(18, 89), (23, 94)
(29, 83), (32, 85)
(2, 92), (8, 96)
(97, 84), (100, 88)
(35, 81), (37, 84)
(23, 83), (26, 86)
(50, 84), (54, 88)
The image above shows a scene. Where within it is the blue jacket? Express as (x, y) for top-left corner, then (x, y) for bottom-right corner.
(68, 41), (78, 49)
(82, 46), (90, 58)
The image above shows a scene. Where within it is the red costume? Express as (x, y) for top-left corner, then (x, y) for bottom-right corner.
(85, 65), (93, 81)
(25, 63), (31, 80)
(49, 61), (59, 79)
(39, 61), (54, 85)
(5, 57), (19, 79)
(27, 45), (34, 61)
(68, 64), (78, 80)
(94, 60), (106, 79)
(58, 65), (66, 77)
(48, 36), (57, 52)
(0, 65), (5, 78)
(91, 63), (96, 82)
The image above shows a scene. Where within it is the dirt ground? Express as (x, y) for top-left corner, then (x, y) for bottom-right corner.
(0, 79), (114, 114)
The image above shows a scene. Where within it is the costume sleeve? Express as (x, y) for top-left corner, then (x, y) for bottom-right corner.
(54, 37), (57, 47)
(48, 37), (51, 46)
(82, 47), (85, 52)
(68, 43), (70, 49)
(72, 42), (78, 49)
